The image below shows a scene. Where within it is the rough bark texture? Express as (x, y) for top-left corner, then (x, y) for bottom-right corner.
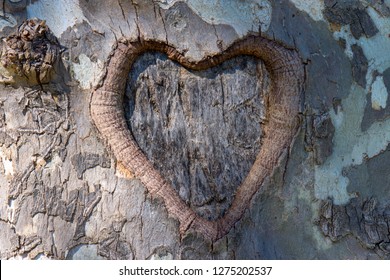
(1, 0), (390, 259)
(90, 36), (303, 241)
(127, 53), (268, 220)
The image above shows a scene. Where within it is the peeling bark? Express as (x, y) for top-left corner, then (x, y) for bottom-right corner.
(1, 0), (390, 260)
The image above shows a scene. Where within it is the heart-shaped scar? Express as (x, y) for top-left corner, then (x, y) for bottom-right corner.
(91, 36), (304, 241)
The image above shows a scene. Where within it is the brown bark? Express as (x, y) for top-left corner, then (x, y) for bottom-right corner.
(91, 36), (304, 241)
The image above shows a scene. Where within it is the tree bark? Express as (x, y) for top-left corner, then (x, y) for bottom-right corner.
(0, 0), (390, 260)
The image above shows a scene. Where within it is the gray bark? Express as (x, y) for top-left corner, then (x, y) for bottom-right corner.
(127, 53), (268, 220)
(1, 0), (390, 259)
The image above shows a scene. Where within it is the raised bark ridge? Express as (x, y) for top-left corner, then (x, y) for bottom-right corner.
(0, 18), (59, 86)
(90, 36), (304, 241)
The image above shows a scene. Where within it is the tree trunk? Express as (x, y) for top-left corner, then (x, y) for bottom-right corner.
(1, 0), (390, 260)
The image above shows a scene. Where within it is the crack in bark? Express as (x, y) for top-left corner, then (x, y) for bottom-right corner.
(90, 35), (304, 241)
(130, 0), (141, 41)
(117, 0), (126, 20)
(158, 6), (169, 44)
(319, 197), (390, 258)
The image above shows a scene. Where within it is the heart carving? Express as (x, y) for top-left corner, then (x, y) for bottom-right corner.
(91, 36), (304, 241)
